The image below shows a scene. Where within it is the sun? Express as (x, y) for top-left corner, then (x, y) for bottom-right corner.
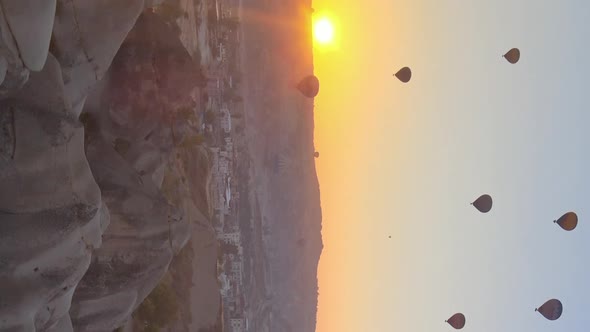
(313, 18), (334, 45)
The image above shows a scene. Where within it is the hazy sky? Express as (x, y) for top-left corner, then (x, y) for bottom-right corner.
(313, 1), (590, 331)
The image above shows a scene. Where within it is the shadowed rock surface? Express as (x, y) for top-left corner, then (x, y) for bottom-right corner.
(69, 10), (202, 332)
(50, 0), (155, 115)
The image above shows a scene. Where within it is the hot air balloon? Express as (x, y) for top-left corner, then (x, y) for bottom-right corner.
(314, 151), (320, 158)
(471, 194), (493, 213)
(536, 299), (563, 321)
(445, 313), (465, 329)
(554, 212), (578, 231)
(394, 67), (412, 83)
(503, 48), (520, 64)
(297, 75), (320, 98)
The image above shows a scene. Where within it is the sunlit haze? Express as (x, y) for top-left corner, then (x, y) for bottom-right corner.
(313, 18), (334, 45)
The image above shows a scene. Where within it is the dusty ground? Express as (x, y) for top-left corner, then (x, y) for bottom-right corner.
(188, 223), (220, 330)
(166, 144), (221, 332)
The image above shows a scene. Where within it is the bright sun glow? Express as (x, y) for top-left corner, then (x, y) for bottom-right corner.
(314, 18), (334, 44)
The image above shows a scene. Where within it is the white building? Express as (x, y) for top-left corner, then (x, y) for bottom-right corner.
(220, 107), (232, 133)
(225, 176), (231, 210)
(219, 273), (230, 297)
(224, 137), (233, 152)
(218, 232), (240, 245)
(230, 261), (243, 281)
(218, 43), (227, 62)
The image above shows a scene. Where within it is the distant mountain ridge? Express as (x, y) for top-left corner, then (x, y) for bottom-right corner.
(238, 0), (322, 330)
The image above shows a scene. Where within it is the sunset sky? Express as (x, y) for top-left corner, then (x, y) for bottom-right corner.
(313, 1), (590, 331)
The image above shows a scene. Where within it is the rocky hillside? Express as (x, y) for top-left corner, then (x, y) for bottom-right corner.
(0, 2), (210, 331)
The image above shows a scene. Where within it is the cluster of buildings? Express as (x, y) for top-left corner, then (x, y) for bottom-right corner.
(200, 2), (250, 331)
(210, 120), (247, 331)
(211, 133), (247, 331)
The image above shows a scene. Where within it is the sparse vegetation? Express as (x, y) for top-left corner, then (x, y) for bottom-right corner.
(134, 281), (179, 331)
(113, 138), (131, 156)
(176, 106), (195, 122)
(179, 134), (205, 149)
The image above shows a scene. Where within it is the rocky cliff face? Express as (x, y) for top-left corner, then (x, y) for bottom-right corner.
(0, 2), (207, 332)
(70, 11), (201, 331)
(0, 47), (106, 332)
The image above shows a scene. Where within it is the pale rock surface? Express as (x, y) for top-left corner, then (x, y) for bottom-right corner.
(51, 0), (145, 116)
(68, 11), (200, 331)
(1, 0), (56, 71)
(70, 132), (192, 332)
(0, 4), (202, 332)
(0, 55), (105, 332)
(0, 0), (57, 95)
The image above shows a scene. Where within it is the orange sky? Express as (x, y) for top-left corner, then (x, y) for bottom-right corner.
(313, 1), (590, 332)
(312, 1), (411, 331)
(311, 0), (443, 329)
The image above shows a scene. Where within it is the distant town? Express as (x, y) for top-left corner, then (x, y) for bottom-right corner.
(0, 0), (319, 331)
(159, 0), (319, 330)
(186, 0), (250, 330)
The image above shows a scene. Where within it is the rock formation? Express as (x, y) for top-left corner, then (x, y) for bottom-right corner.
(0, 1), (203, 331)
